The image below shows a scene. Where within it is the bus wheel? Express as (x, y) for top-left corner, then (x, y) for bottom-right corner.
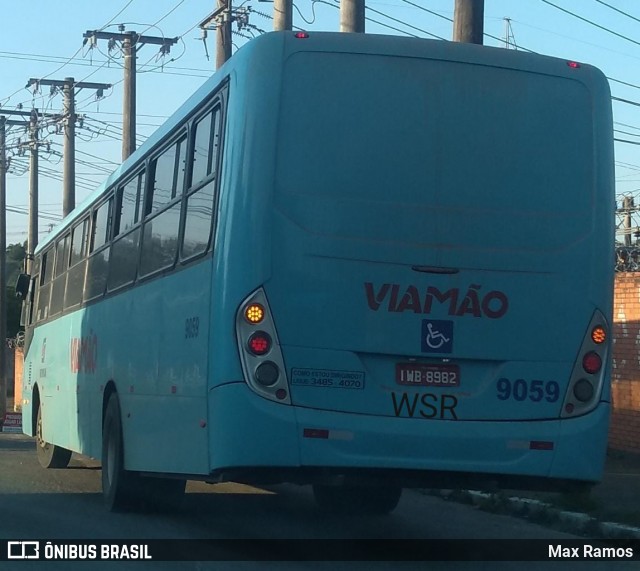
(102, 394), (141, 512)
(312, 484), (402, 515)
(35, 403), (72, 469)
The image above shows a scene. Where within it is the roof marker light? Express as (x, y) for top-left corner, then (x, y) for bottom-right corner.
(567, 61), (580, 69)
(294, 32), (309, 39)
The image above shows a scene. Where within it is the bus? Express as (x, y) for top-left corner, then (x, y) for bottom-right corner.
(18, 31), (614, 514)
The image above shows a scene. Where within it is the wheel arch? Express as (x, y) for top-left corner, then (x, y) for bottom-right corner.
(31, 383), (41, 435)
(102, 380), (118, 428)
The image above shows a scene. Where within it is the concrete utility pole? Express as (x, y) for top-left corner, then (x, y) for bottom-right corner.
(26, 78), (110, 217)
(274, 0), (293, 31)
(83, 30), (178, 160)
(453, 0), (484, 44)
(341, 0), (365, 33)
(0, 116), (6, 421)
(0, 108), (54, 275)
(216, 1), (232, 70)
(28, 110), (39, 276)
(122, 33), (137, 161)
(199, 3), (235, 70)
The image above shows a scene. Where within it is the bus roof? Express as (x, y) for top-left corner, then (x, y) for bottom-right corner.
(35, 31), (609, 253)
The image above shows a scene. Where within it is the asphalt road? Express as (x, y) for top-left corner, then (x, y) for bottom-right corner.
(0, 433), (636, 571)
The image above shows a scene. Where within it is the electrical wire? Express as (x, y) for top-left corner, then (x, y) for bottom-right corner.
(594, 0), (640, 25)
(540, 0), (640, 48)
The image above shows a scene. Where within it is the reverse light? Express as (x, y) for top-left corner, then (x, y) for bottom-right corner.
(245, 303), (265, 324)
(573, 379), (594, 403)
(591, 326), (606, 344)
(248, 332), (271, 356)
(582, 351), (602, 375)
(255, 361), (279, 386)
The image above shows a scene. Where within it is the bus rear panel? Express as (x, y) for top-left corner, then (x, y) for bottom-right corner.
(209, 34), (614, 492)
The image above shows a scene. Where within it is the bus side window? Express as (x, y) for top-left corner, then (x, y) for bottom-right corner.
(24, 256), (41, 327)
(36, 250), (54, 322)
(49, 234), (70, 317)
(85, 196), (113, 301)
(65, 217), (90, 309)
(147, 136), (187, 215)
(109, 171), (145, 291)
(182, 106), (222, 260)
(140, 137), (185, 277)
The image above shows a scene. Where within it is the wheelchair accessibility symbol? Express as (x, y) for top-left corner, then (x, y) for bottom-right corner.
(421, 320), (454, 353)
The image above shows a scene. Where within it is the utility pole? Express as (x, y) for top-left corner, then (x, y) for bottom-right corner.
(0, 116), (6, 422)
(122, 33), (137, 161)
(26, 78), (110, 217)
(199, 3), (233, 71)
(217, 1), (232, 69)
(28, 110), (39, 276)
(453, 0), (484, 44)
(274, 0), (293, 31)
(341, 0), (365, 33)
(83, 29), (178, 160)
(0, 108), (53, 275)
(0, 112), (38, 420)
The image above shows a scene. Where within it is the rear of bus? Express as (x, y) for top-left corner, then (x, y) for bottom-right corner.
(211, 33), (614, 495)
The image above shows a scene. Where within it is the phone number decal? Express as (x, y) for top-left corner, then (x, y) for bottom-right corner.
(291, 368), (365, 389)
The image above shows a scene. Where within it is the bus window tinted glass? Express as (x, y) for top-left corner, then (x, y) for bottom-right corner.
(65, 260), (86, 309)
(54, 235), (70, 277)
(108, 228), (140, 290)
(140, 203), (181, 276)
(192, 112), (213, 185)
(70, 218), (89, 267)
(182, 180), (215, 259)
(149, 137), (185, 213)
(41, 250), (54, 285)
(117, 175), (141, 235)
(92, 198), (113, 252)
(84, 248), (110, 301)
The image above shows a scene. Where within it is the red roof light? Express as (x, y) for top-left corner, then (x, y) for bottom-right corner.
(294, 32), (309, 39)
(567, 61), (580, 69)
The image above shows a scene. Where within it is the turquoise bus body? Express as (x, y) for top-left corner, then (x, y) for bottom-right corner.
(22, 32), (614, 494)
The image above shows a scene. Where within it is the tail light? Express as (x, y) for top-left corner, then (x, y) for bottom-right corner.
(236, 288), (290, 404)
(561, 310), (610, 418)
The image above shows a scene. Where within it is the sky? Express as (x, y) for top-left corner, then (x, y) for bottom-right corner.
(1, 0), (639, 244)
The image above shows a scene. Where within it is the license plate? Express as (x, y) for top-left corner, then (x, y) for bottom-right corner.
(395, 363), (460, 387)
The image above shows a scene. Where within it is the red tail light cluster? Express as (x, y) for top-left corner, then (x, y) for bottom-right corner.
(562, 312), (609, 418)
(236, 288), (290, 404)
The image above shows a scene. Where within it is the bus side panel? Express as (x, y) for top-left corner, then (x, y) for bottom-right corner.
(107, 261), (213, 474)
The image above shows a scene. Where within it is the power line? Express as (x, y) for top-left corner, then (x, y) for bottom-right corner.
(594, 0), (640, 25)
(540, 0), (640, 48)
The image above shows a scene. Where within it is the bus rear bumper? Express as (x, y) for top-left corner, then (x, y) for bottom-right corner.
(208, 383), (609, 490)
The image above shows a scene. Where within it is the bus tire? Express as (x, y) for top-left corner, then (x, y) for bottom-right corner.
(36, 402), (72, 469)
(312, 484), (402, 515)
(102, 394), (141, 512)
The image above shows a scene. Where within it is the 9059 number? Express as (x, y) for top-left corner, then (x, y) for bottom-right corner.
(496, 378), (560, 403)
